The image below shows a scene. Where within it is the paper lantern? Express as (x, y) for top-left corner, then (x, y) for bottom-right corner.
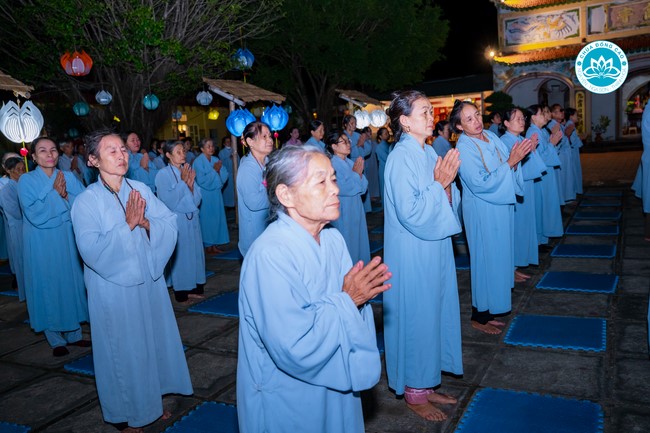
(369, 109), (388, 128)
(196, 91), (213, 106)
(171, 110), (183, 120)
(261, 105), (288, 131)
(95, 90), (112, 105)
(20, 147), (29, 157)
(0, 101), (44, 143)
(60, 50), (93, 76)
(242, 109), (256, 124)
(251, 107), (263, 117)
(354, 110), (371, 129)
(68, 128), (80, 138)
(226, 109), (254, 136)
(73, 102), (90, 117)
(233, 48), (255, 70)
(208, 109), (220, 120)
(283, 104), (293, 114)
(143, 93), (159, 111)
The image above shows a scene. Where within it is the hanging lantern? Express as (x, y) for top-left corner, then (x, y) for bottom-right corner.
(251, 107), (263, 118)
(143, 93), (159, 111)
(369, 109), (388, 128)
(283, 104), (293, 114)
(233, 48), (255, 70)
(73, 102), (90, 117)
(354, 110), (371, 129)
(60, 50), (93, 76)
(171, 110), (183, 121)
(261, 105), (289, 132)
(226, 109), (254, 137)
(196, 90), (213, 106)
(208, 109), (220, 120)
(68, 128), (80, 138)
(0, 101), (44, 143)
(95, 90), (112, 105)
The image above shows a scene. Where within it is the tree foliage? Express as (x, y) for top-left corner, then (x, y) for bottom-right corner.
(249, 0), (449, 128)
(484, 91), (514, 115)
(0, 0), (282, 142)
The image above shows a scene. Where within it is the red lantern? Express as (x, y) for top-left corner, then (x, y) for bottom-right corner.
(19, 147), (29, 157)
(60, 50), (93, 76)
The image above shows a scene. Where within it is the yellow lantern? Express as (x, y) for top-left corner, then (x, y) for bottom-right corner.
(208, 109), (220, 120)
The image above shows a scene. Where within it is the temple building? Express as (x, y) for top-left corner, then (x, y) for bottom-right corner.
(490, 0), (650, 142)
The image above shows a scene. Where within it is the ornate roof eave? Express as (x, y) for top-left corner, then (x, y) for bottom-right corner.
(493, 34), (650, 66)
(491, 0), (583, 12)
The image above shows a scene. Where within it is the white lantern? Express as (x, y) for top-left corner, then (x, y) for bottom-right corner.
(196, 91), (213, 106)
(354, 110), (371, 129)
(95, 90), (113, 105)
(0, 101), (44, 143)
(370, 109), (388, 128)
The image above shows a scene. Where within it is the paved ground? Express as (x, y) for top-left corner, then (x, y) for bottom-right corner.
(0, 149), (648, 433)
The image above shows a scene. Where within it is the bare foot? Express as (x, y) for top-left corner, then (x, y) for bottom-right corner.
(161, 410), (172, 420)
(471, 320), (502, 335)
(515, 270), (531, 279)
(488, 320), (506, 327)
(427, 390), (457, 405)
(121, 428), (144, 433)
(407, 402), (447, 421)
(187, 293), (205, 299)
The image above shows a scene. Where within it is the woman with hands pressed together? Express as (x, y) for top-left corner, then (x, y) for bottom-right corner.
(156, 140), (205, 303)
(71, 130), (192, 433)
(453, 100), (533, 335)
(237, 144), (391, 433)
(383, 90), (464, 422)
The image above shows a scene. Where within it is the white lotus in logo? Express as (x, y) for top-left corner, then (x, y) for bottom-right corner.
(582, 55), (620, 79)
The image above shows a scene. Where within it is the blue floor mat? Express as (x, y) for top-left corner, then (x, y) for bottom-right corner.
(0, 290), (18, 297)
(584, 191), (622, 197)
(369, 240), (383, 254)
(165, 401), (238, 433)
(456, 388), (603, 433)
(579, 199), (621, 207)
(565, 224), (619, 236)
(64, 353), (95, 376)
(551, 244), (616, 258)
(455, 254), (470, 270)
(212, 249), (243, 261)
(504, 315), (606, 352)
(370, 226), (384, 234)
(189, 291), (239, 317)
(536, 272), (618, 294)
(0, 422), (31, 433)
(573, 211), (621, 221)
(0, 264), (12, 275)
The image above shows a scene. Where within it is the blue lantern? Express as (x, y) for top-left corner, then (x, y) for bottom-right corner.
(242, 108), (256, 124)
(143, 93), (159, 111)
(171, 110), (183, 120)
(68, 128), (80, 138)
(233, 48), (255, 70)
(226, 109), (254, 137)
(261, 104), (289, 131)
(73, 102), (90, 117)
(95, 90), (113, 105)
(196, 90), (213, 106)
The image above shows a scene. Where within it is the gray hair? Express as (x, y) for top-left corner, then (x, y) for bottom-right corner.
(265, 144), (324, 221)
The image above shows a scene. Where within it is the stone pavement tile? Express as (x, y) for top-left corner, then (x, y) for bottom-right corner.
(0, 298), (28, 323)
(445, 341), (499, 385)
(481, 348), (603, 400)
(196, 325), (238, 354)
(613, 295), (648, 322)
(203, 270), (240, 293)
(0, 324), (42, 356)
(613, 358), (650, 405)
(614, 322), (648, 355)
(618, 275), (650, 295)
(523, 291), (610, 317)
(4, 338), (91, 368)
(0, 362), (45, 393)
(624, 244), (650, 259)
(0, 374), (97, 428)
(176, 314), (237, 347)
(549, 258), (614, 273)
(185, 350), (237, 399)
(609, 407), (650, 433)
(623, 236), (650, 247)
(625, 226), (645, 236)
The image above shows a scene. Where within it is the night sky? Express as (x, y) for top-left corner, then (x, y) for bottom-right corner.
(425, 0), (498, 80)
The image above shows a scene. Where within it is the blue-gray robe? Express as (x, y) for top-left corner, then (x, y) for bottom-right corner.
(218, 146), (238, 207)
(632, 105), (650, 213)
(305, 136), (326, 151)
(236, 154), (269, 257)
(127, 151), (158, 193)
(237, 212), (380, 433)
(192, 153), (229, 246)
(566, 119), (584, 195)
(0, 179), (25, 300)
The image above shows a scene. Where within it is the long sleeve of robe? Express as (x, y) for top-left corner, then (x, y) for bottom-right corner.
(17, 167), (87, 332)
(71, 179), (192, 427)
(127, 151), (158, 193)
(155, 166), (205, 291)
(192, 154), (230, 246)
(330, 156), (370, 264)
(237, 212), (380, 433)
(236, 154), (269, 257)
(383, 133), (463, 395)
(0, 180), (25, 301)
(456, 130), (521, 314)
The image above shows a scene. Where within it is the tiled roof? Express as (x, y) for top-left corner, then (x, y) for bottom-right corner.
(493, 34), (650, 65)
(202, 78), (285, 105)
(494, 0), (582, 11)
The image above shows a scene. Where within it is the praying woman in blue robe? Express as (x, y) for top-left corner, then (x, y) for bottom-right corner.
(218, 136), (238, 208)
(124, 132), (158, 193)
(452, 100), (532, 335)
(71, 131), (192, 433)
(237, 145), (391, 433)
(632, 84), (650, 241)
(383, 91), (463, 422)
(304, 119), (326, 150)
(193, 138), (229, 254)
(549, 105), (575, 203)
(375, 127), (392, 198)
(565, 108), (584, 196)
(326, 132), (370, 264)
(343, 115), (372, 212)
(17, 137), (89, 357)
(0, 156), (26, 301)
(236, 122), (273, 257)
(156, 140), (206, 303)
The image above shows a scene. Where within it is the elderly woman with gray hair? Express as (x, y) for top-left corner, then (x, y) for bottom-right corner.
(237, 144), (392, 433)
